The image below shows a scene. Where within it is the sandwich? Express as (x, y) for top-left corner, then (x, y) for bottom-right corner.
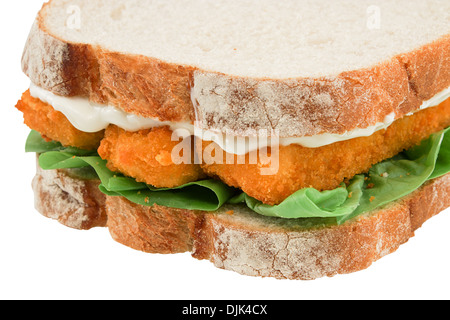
(15, 0), (450, 280)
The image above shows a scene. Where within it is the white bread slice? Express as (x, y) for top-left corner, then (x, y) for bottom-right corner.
(32, 163), (450, 280)
(22, 0), (450, 137)
(33, 158), (107, 230)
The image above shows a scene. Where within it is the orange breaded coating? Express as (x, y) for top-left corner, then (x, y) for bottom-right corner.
(200, 98), (450, 205)
(16, 90), (104, 150)
(98, 125), (206, 188)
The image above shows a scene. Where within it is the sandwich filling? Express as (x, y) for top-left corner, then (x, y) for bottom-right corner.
(16, 85), (450, 224)
(28, 83), (450, 151)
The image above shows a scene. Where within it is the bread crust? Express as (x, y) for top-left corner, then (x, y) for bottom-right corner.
(32, 161), (107, 230)
(32, 161), (450, 280)
(202, 174), (450, 280)
(106, 197), (203, 254)
(22, 2), (450, 137)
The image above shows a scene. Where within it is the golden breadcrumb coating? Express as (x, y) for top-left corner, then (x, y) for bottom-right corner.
(16, 89), (450, 205)
(200, 98), (450, 205)
(98, 125), (206, 188)
(16, 90), (104, 150)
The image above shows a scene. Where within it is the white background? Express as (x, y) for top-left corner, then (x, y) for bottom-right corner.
(1, 0), (450, 300)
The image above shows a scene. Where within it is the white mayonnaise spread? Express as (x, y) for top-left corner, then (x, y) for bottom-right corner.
(29, 83), (450, 155)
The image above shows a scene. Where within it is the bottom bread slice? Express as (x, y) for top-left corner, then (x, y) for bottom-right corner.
(33, 161), (107, 230)
(32, 163), (450, 280)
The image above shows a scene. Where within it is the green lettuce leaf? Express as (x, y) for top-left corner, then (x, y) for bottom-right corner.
(25, 130), (97, 156)
(26, 127), (450, 224)
(27, 131), (237, 211)
(228, 175), (364, 219)
(429, 129), (450, 180)
(338, 128), (448, 223)
(229, 127), (450, 223)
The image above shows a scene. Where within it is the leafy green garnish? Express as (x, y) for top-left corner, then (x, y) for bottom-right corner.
(228, 128), (450, 223)
(26, 127), (450, 224)
(228, 175), (364, 219)
(26, 130), (96, 156)
(340, 128), (449, 223)
(27, 131), (237, 211)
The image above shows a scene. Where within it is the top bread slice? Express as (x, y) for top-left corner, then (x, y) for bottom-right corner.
(22, 0), (450, 137)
